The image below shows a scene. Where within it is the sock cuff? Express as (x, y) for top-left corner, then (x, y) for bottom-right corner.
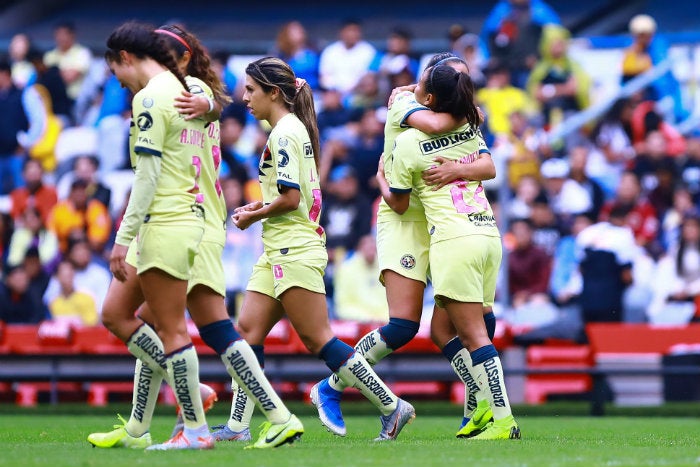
(199, 319), (241, 354)
(470, 344), (498, 366)
(441, 336), (463, 361)
(319, 336), (354, 372)
(483, 312), (496, 341)
(379, 317), (420, 350)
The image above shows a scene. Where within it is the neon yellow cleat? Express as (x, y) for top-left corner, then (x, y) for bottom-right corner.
(87, 415), (152, 449)
(456, 399), (493, 438)
(470, 415), (521, 440)
(246, 414), (304, 449)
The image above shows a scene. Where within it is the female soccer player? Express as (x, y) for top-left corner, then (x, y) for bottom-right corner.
(378, 62), (520, 440)
(311, 53), (497, 438)
(89, 24), (301, 450)
(96, 21), (214, 450)
(229, 56), (414, 442)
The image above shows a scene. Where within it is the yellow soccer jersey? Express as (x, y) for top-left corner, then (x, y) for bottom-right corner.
(258, 113), (325, 251)
(131, 71), (202, 221)
(185, 76), (226, 246)
(377, 90), (428, 223)
(390, 123), (499, 243)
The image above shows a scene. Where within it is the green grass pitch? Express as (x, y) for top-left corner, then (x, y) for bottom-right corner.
(1, 402), (699, 467)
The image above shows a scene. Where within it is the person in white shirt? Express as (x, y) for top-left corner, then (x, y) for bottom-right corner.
(318, 19), (376, 95)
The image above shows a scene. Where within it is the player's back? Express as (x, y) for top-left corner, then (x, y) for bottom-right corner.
(392, 123), (499, 243)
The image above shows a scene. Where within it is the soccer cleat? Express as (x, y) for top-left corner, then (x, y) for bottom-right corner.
(210, 424), (252, 442)
(470, 415), (521, 440)
(456, 399), (493, 438)
(87, 414), (152, 449)
(375, 398), (416, 441)
(247, 414), (304, 449)
(145, 430), (215, 450)
(170, 383), (219, 438)
(310, 380), (346, 436)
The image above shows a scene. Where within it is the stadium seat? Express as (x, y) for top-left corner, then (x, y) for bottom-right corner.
(524, 343), (593, 404)
(72, 325), (130, 355)
(264, 320), (304, 354)
(4, 323), (76, 355)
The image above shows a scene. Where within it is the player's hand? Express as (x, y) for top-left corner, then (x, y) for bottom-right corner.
(233, 201), (263, 214)
(387, 84), (416, 108)
(422, 156), (458, 190)
(109, 244), (129, 282)
(231, 210), (255, 230)
(175, 91), (208, 120)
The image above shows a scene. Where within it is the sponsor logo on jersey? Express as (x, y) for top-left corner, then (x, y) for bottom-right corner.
(303, 142), (313, 158)
(136, 111), (153, 131)
(278, 149), (290, 168)
(278, 137), (288, 147)
(142, 97), (154, 108)
(419, 128), (477, 155)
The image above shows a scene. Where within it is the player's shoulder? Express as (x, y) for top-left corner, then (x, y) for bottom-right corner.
(185, 75), (212, 96)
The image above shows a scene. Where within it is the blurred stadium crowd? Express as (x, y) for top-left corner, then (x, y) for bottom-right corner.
(1, 0), (700, 348)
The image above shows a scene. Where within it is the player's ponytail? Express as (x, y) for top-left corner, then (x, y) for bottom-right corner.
(105, 21), (188, 90)
(156, 24), (232, 108)
(246, 57), (321, 169)
(425, 64), (479, 129)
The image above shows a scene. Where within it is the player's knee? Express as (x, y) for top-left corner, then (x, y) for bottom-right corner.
(379, 317), (420, 350)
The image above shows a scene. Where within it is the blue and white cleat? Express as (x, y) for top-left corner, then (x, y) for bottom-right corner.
(210, 424), (252, 442)
(310, 380), (346, 436)
(375, 398), (415, 441)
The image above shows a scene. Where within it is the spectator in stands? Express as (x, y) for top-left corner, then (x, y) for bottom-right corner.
(588, 98), (636, 198)
(632, 130), (676, 192)
(649, 212), (700, 325)
(506, 217), (556, 327)
(506, 173), (543, 220)
(219, 102), (255, 181)
(22, 246), (51, 298)
(316, 87), (362, 141)
(272, 21), (319, 90)
(47, 259), (98, 326)
(43, 236), (110, 314)
(530, 192), (562, 257)
(47, 179), (112, 254)
(540, 157), (593, 231)
(0, 213), (13, 267)
(526, 24), (591, 133)
(452, 32), (487, 89)
(576, 203), (637, 323)
(344, 107), (385, 198)
(0, 58), (29, 195)
(476, 61), (534, 139)
(10, 158), (58, 225)
(494, 110), (543, 192)
(660, 186), (696, 251)
(320, 164), (373, 253)
(513, 213), (593, 345)
(345, 72), (385, 111)
(333, 234), (389, 322)
(6, 207), (59, 269)
(220, 176), (262, 318)
(0, 263), (47, 324)
(568, 145), (605, 221)
(43, 21), (92, 115)
(367, 26), (419, 98)
(26, 47), (72, 126)
(318, 18), (376, 95)
(9, 33), (34, 89)
(629, 97), (686, 158)
(599, 171), (659, 253)
(71, 155), (112, 209)
(679, 135), (700, 203)
(481, 0), (561, 89)
(621, 14), (687, 122)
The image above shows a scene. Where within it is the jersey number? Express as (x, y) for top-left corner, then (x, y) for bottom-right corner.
(450, 181), (489, 214)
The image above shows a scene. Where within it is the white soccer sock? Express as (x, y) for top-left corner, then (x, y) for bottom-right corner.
(226, 382), (255, 431)
(450, 348), (480, 417)
(126, 324), (167, 374)
(221, 339), (290, 424)
(471, 355), (512, 420)
(165, 345), (207, 430)
(336, 351), (397, 416)
(125, 359), (162, 436)
(328, 328), (393, 392)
